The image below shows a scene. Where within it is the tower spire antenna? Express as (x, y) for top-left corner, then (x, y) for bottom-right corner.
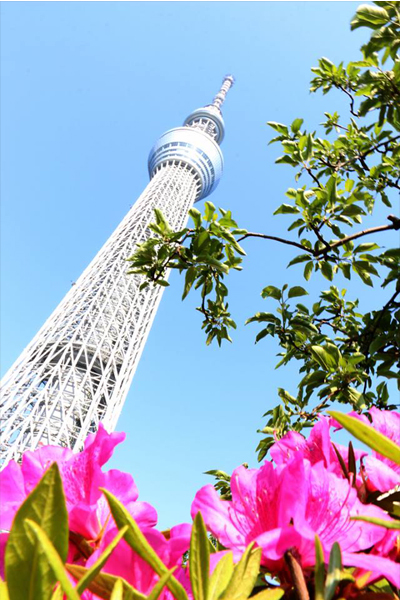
(183, 74), (235, 145)
(211, 74), (235, 111)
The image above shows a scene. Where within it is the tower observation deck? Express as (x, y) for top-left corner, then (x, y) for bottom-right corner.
(0, 75), (234, 465)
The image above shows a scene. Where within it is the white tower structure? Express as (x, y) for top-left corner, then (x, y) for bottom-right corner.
(0, 76), (234, 465)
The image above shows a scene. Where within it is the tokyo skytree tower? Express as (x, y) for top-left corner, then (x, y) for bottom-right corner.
(0, 75), (234, 465)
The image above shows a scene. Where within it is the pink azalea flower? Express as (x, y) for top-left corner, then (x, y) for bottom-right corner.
(80, 523), (192, 600)
(191, 456), (400, 587)
(332, 408), (400, 493)
(0, 424), (157, 554)
(361, 408), (400, 493)
(270, 417), (366, 479)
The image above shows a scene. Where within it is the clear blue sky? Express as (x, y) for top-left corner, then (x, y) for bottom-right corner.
(1, 2), (398, 529)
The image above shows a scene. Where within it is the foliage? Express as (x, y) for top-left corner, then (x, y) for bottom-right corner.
(127, 2), (400, 451)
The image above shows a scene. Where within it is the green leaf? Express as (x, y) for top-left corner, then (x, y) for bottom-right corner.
(273, 204), (300, 215)
(346, 388), (366, 410)
(190, 512), (209, 600)
(245, 312), (279, 325)
(324, 543), (342, 600)
(298, 135), (307, 151)
(275, 155), (298, 166)
(352, 262), (373, 287)
(75, 527), (128, 595)
(310, 345), (339, 370)
(251, 589), (284, 600)
(350, 516), (400, 529)
(50, 586), (64, 600)
(0, 581), (10, 600)
(291, 118), (304, 134)
(320, 261), (333, 282)
(287, 254), (311, 267)
(5, 463), (69, 600)
(204, 202), (216, 222)
(340, 263), (351, 280)
(100, 489), (189, 600)
(354, 242), (379, 253)
(153, 209), (171, 233)
(261, 286), (281, 300)
(24, 520), (80, 600)
(111, 580), (124, 600)
(220, 544), (261, 600)
(207, 552), (234, 600)
(189, 208), (202, 229)
(351, 4), (389, 30)
(346, 352), (365, 366)
(255, 328), (269, 344)
(369, 335), (386, 354)
(267, 121), (289, 136)
(68, 565), (145, 600)
(325, 176), (337, 205)
(304, 261), (313, 281)
(182, 267), (197, 300)
(314, 535), (325, 600)
(328, 412), (400, 465)
(288, 286), (308, 299)
(304, 134), (313, 160)
(147, 570), (175, 600)
(197, 231), (210, 251)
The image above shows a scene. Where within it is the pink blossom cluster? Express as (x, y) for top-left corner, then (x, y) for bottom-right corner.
(192, 409), (400, 587)
(0, 425), (192, 600)
(0, 408), (399, 597)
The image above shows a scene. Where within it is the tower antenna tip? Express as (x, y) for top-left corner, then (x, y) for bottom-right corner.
(211, 75), (235, 111)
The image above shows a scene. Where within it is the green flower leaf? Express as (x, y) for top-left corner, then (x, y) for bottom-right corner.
(251, 589), (284, 600)
(314, 535), (325, 600)
(190, 512), (210, 600)
(350, 516), (400, 530)
(5, 463), (68, 600)
(110, 579), (124, 600)
(220, 544), (261, 600)
(208, 553), (234, 600)
(74, 526), (128, 595)
(328, 412), (400, 465)
(100, 489), (189, 600)
(67, 565), (145, 600)
(325, 543), (344, 600)
(24, 520), (80, 600)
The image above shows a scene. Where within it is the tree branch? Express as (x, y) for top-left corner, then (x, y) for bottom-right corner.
(314, 215), (400, 256)
(237, 232), (314, 254)
(361, 288), (400, 396)
(237, 215), (399, 259)
(338, 84), (359, 117)
(303, 163), (322, 189)
(340, 135), (400, 171)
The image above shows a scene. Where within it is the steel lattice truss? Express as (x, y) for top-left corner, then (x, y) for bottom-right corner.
(0, 76), (234, 465)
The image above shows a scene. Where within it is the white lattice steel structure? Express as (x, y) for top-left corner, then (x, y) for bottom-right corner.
(0, 76), (234, 465)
